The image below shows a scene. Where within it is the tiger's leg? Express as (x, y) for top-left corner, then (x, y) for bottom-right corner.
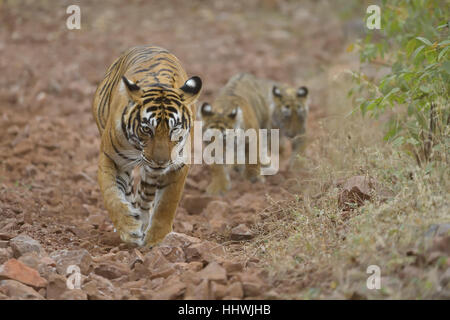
(206, 163), (231, 196)
(133, 167), (157, 235)
(143, 168), (188, 247)
(289, 133), (307, 170)
(98, 152), (145, 245)
(244, 140), (264, 183)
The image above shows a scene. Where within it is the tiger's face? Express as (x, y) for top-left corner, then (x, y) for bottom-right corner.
(120, 76), (201, 173)
(198, 101), (243, 135)
(271, 85), (308, 138)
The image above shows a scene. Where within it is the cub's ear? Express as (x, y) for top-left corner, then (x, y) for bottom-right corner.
(272, 85), (282, 98)
(228, 106), (240, 119)
(297, 86), (308, 98)
(122, 76), (142, 101)
(201, 102), (213, 116)
(180, 76), (202, 104)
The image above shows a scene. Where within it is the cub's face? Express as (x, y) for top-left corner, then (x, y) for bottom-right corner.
(271, 85), (309, 138)
(121, 76), (202, 172)
(198, 102), (242, 136)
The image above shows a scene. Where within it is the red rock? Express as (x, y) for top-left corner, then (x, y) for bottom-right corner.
(82, 274), (117, 300)
(128, 288), (154, 299)
(12, 140), (33, 156)
(0, 248), (12, 265)
(60, 289), (88, 300)
(0, 279), (44, 300)
(203, 201), (230, 232)
(149, 266), (176, 280)
(178, 221), (194, 233)
(263, 290), (281, 299)
(211, 281), (227, 299)
(0, 233), (14, 240)
(92, 252), (116, 263)
(144, 248), (171, 271)
(94, 261), (130, 280)
(18, 252), (40, 269)
(0, 259), (47, 288)
(159, 232), (202, 248)
(159, 246), (186, 263)
(129, 249), (145, 269)
(222, 261), (243, 274)
(185, 279), (210, 300)
(122, 279), (147, 289)
(49, 249), (93, 275)
(231, 224), (253, 241)
(40, 256), (56, 267)
(129, 262), (151, 281)
(233, 194), (266, 212)
(182, 194), (215, 215)
(46, 274), (68, 299)
(152, 279), (186, 300)
(198, 262), (227, 283)
(203, 200), (230, 218)
(10, 234), (43, 258)
(180, 270), (202, 286)
(174, 261), (203, 273)
(185, 241), (225, 263)
(225, 281), (244, 299)
(242, 282), (262, 297)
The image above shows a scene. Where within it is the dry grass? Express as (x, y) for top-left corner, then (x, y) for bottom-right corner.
(241, 72), (450, 299)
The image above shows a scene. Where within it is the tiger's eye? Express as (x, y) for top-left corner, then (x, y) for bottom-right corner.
(141, 126), (151, 135)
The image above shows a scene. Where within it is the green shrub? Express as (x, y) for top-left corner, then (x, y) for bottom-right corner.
(350, 0), (449, 166)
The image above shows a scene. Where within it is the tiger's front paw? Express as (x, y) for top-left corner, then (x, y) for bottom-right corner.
(143, 223), (172, 248)
(206, 180), (230, 196)
(115, 205), (146, 246)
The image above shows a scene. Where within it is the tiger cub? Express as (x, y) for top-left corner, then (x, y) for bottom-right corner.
(271, 82), (309, 167)
(199, 73), (308, 195)
(198, 73), (271, 195)
(92, 46), (202, 247)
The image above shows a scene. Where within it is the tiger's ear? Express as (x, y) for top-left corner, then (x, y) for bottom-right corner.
(122, 76), (142, 101)
(180, 76), (202, 104)
(201, 102), (213, 116)
(228, 106), (240, 119)
(272, 85), (282, 98)
(297, 86), (308, 98)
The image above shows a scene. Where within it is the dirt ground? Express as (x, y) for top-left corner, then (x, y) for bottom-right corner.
(0, 0), (360, 299)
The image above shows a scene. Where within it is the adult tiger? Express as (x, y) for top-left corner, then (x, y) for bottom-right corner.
(199, 73), (308, 195)
(92, 46), (202, 247)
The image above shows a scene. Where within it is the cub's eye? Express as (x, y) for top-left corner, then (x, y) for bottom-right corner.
(140, 126), (152, 135)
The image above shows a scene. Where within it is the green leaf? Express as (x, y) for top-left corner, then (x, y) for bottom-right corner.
(443, 61), (450, 75)
(412, 45), (425, 59)
(438, 46), (449, 61)
(392, 136), (405, 147)
(406, 137), (420, 146)
(416, 37), (432, 46)
(420, 85), (431, 93)
(406, 39), (418, 57)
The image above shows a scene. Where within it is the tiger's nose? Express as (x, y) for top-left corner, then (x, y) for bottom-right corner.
(155, 159), (167, 166)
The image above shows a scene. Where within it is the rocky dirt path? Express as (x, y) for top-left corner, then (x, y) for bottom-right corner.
(0, 1), (348, 299)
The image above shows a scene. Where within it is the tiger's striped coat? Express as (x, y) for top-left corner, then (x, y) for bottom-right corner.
(92, 46), (201, 246)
